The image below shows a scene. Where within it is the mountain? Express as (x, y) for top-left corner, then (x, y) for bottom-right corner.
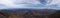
(0, 9), (58, 18)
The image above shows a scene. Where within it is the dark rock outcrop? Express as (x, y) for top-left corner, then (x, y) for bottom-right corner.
(47, 10), (60, 18)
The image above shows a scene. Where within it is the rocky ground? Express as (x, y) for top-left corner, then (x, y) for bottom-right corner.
(0, 9), (59, 18)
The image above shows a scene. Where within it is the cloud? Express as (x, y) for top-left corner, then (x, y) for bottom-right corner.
(0, 0), (40, 8)
(15, 0), (40, 4)
(0, 0), (60, 10)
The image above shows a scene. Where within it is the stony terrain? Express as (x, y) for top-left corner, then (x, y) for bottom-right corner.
(0, 9), (59, 18)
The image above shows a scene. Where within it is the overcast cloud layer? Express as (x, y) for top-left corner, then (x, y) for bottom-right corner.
(0, 0), (60, 10)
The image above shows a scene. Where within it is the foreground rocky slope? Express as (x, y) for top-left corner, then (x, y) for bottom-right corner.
(0, 9), (59, 18)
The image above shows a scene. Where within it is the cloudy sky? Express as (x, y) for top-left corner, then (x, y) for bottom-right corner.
(0, 0), (60, 10)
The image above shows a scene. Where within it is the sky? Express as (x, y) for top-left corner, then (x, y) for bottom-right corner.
(0, 0), (60, 10)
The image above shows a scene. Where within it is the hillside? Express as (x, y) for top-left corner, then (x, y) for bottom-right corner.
(0, 9), (58, 18)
